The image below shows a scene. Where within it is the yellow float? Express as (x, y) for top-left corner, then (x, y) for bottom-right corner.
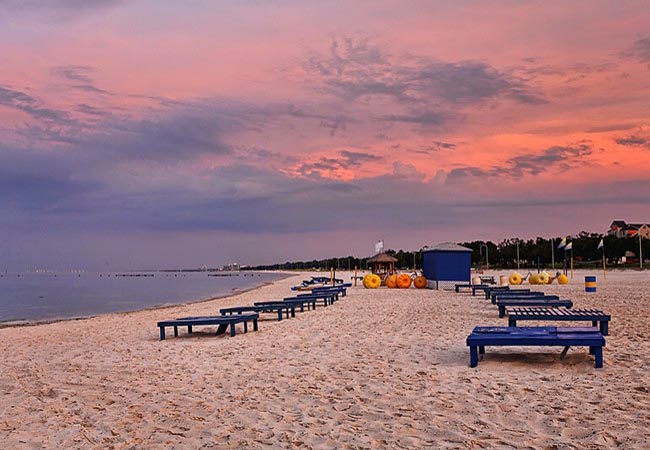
(413, 275), (427, 289)
(397, 273), (412, 289)
(363, 273), (381, 289)
(529, 273), (539, 285)
(385, 274), (398, 288)
(509, 272), (523, 285)
(557, 274), (569, 285)
(537, 272), (550, 285)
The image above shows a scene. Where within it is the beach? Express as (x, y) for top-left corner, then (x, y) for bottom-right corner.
(1, 270), (649, 449)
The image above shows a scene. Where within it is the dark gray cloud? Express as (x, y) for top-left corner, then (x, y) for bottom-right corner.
(307, 38), (546, 108)
(340, 150), (382, 167)
(621, 37), (650, 63)
(447, 143), (594, 182)
(297, 149), (383, 176)
(615, 135), (649, 147)
(0, 85), (70, 123)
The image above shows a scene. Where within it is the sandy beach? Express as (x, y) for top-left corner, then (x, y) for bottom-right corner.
(1, 270), (649, 449)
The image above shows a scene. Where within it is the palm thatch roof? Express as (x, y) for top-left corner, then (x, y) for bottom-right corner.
(367, 252), (398, 263)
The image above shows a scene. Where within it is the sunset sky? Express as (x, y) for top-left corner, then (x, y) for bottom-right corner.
(1, 1), (649, 270)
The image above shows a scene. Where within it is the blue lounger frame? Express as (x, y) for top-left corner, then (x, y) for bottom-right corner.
(507, 307), (610, 335)
(497, 297), (570, 317)
(157, 313), (259, 340)
(466, 326), (605, 368)
(491, 291), (552, 304)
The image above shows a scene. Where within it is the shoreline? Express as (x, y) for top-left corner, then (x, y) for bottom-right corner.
(0, 271), (294, 330)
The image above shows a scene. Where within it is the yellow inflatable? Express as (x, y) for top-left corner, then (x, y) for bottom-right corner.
(363, 274), (381, 289)
(509, 272), (523, 285)
(537, 272), (550, 285)
(385, 274), (398, 288)
(413, 275), (427, 289)
(397, 273), (412, 289)
(529, 274), (539, 285)
(557, 274), (569, 285)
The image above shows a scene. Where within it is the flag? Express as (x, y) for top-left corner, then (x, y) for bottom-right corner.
(374, 240), (384, 254)
(557, 237), (566, 249)
(597, 239), (604, 250)
(565, 242), (573, 251)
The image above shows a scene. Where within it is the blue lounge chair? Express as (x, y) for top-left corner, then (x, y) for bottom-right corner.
(491, 291), (549, 304)
(466, 326), (605, 368)
(483, 286), (530, 300)
(455, 283), (487, 293)
(507, 307), (610, 335)
(220, 305), (288, 321)
(496, 297), (569, 318)
(157, 313), (259, 340)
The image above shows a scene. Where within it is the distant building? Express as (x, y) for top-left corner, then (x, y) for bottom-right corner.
(608, 220), (650, 238)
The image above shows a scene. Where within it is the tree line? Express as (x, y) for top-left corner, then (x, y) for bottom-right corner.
(246, 231), (649, 271)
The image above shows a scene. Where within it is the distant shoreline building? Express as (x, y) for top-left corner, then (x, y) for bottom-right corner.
(608, 220), (650, 238)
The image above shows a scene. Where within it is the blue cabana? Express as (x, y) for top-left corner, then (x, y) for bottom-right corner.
(422, 242), (472, 289)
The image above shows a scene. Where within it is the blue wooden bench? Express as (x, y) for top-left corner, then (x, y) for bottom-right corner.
(293, 292), (337, 305)
(466, 326), (605, 368)
(253, 298), (317, 317)
(312, 286), (348, 297)
(507, 307), (610, 335)
(497, 297), (569, 318)
(491, 291), (548, 304)
(455, 283), (487, 293)
(220, 305), (287, 321)
(157, 313), (259, 340)
(483, 286), (528, 299)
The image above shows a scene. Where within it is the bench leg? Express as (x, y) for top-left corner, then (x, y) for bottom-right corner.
(508, 318), (516, 327)
(291, 307), (296, 318)
(469, 346), (479, 368)
(253, 319), (258, 331)
(277, 309), (282, 321)
(600, 321), (608, 336)
(173, 326), (178, 337)
(159, 327), (166, 341)
(479, 346), (485, 355)
(216, 324), (228, 335)
(243, 321), (248, 333)
(594, 346), (603, 368)
(499, 306), (505, 318)
(589, 346), (595, 355)
(592, 320), (597, 327)
(230, 323), (236, 337)
(188, 325), (193, 334)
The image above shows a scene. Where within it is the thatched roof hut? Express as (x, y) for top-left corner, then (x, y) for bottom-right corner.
(367, 252), (398, 276)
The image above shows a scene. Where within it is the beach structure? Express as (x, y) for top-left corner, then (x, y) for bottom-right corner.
(422, 242), (472, 289)
(367, 252), (398, 282)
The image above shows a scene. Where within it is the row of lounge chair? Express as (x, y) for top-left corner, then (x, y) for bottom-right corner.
(456, 283), (610, 368)
(156, 284), (350, 340)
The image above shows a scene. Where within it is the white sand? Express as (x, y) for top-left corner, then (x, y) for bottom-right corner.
(1, 270), (649, 449)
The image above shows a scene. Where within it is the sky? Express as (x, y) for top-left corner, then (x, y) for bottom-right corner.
(1, 0), (649, 270)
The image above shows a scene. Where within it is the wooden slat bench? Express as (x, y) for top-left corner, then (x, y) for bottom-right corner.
(476, 285), (508, 297)
(157, 313), (259, 340)
(483, 286), (532, 300)
(466, 326), (605, 368)
(491, 291), (550, 304)
(220, 305), (288, 321)
(312, 286), (348, 297)
(497, 297), (570, 318)
(507, 307), (610, 335)
(293, 292), (338, 304)
(455, 283), (487, 293)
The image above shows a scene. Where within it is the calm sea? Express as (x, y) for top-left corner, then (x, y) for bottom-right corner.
(0, 271), (287, 323)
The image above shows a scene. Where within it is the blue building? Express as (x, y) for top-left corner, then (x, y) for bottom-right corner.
(422, 242), (472, 289)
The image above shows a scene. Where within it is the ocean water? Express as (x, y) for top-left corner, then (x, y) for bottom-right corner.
(0, 271), (287, 323)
